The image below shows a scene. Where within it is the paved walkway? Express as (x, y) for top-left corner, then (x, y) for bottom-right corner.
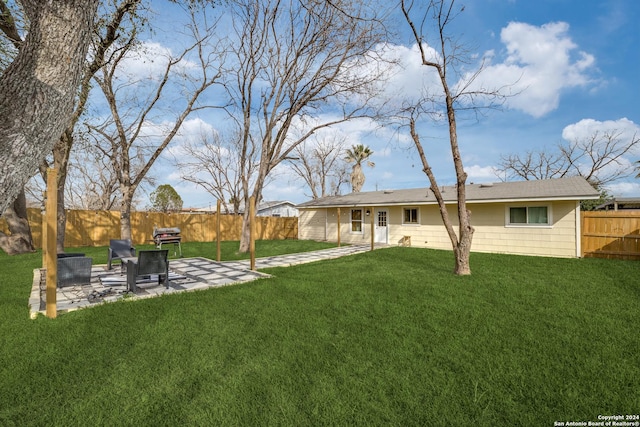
(30, 245), (372, 318)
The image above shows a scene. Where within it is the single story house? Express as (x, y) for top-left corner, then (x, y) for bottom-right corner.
(257, 201), (299, 217)
(595, 197), (640, 211)
(296, 176), (600, 258)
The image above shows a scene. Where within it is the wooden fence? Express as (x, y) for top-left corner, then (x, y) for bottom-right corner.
(0, 208), (298, 248)
(581, 211), (640, 261)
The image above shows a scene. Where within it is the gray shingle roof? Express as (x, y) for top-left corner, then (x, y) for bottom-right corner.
(296, 176), (600, 208)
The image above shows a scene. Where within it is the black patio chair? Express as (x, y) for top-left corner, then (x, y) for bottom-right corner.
(126, 249), (169, 292)
(57, 256), (93, 288)
(107, 239), (136, 270)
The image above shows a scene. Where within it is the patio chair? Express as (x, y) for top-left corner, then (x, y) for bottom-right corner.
(107, 239), (136, 270)
(126, 249), (169, 292)
(57, 256), (93, 288)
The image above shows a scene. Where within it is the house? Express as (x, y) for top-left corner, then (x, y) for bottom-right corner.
(595, 198), (640, 211)
(257, 200), (299, 217)
(296, 176), (600, 258)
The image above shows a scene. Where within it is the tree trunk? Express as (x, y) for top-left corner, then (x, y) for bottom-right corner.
(0, 191), (35, 255)
(350, 163), (365, 192)
(119, 189), (135, 241)
(453, 218), (474, 275)
(53, 131), (73, 253)
(238, 208), (251, 253)
(56, 184), (67, 253)
(0, 1), (99, 214)
(239, 179), (264, 254)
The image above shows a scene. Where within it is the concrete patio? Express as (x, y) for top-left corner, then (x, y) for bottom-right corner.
(30, 245), (372, 318)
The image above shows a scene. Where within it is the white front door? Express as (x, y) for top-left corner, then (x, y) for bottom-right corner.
(374, 209), (388, 244)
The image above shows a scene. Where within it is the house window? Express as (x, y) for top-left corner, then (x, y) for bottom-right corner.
(403, 207), (419, 224)
(508, 206), (550, 225)
(351, 209), (363, 233)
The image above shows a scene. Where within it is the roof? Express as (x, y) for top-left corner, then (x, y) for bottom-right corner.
(258, 200), (297, 210)
(595, 197), (640, 210)
(296, 176), (600, 209)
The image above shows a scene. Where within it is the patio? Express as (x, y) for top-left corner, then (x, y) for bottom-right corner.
(30, 245), (371, 318)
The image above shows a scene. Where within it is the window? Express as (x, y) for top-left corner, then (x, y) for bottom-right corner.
(377, 210), (387, 227)
(508, 206), (550, 225)
(403, 207), (419, 224)
(351, 209), (363, 233)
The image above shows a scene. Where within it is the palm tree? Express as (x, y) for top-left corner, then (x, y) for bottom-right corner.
(345, 144), (375, 192)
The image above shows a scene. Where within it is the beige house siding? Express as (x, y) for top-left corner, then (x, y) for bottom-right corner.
(298, 208), (328, 241)
(465, 201), (578, 258)
(299, 200), (580, 258)
(333, 208), (372, 244)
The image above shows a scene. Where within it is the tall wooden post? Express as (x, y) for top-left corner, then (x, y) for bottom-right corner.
(41, 192), (47, 269)
(45, 168), (58, 319)
(336, 207), (341, 247)
(370, 207), (374, 251)
(249, 196), (256, 270)
(216, 199), (221, 262)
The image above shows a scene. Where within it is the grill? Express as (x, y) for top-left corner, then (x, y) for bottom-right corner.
(152, 227), (182, 257)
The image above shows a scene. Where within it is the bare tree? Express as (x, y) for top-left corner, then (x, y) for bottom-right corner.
(26, 128), (152, 212)
(496, 130), (640, 188)
(88, 5), (224, 240)
(290, 134), (349, 199)
(0, 1), (99, 215)
(174, 126), (259, 214)
(0, 0), (143, 254)
(44, 0), (144, 252)
(69, 130), (142, 210)
(0, 1), (101, 253)
(0, 2), (33, 255)
(225, 0), (390, 252)
(0, 1), (22, 69)
(401, 0), (506, 275)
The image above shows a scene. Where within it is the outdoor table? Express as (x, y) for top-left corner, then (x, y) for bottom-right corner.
(120, 256), (137, 274)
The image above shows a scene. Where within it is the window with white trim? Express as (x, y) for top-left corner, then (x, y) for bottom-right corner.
(507, 206), (550, 226)
(351, 209), (363, 233)
(403, 207), (419, 225)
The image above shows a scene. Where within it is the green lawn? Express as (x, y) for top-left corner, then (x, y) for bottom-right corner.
(0, 242), (638, 426)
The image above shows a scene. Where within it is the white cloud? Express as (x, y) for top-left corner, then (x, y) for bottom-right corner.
(113, 41), (197, 84)
(262, 180), (306, 202)
(560, 118), (640, 193)
(352, 43), (442, 108)
(489, 21), (596, 117)
(607, 181), (640, 197)
(114, 42), (171, 80)
(465, 165), (498, 182)
(382, 44), (442, 104)
(163, 117), (219, 159)
(375, 147), (392, 158)
(368, 21), (597, 119)
(562, 117), (640, 142)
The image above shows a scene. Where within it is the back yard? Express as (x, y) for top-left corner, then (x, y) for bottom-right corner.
(0, 242), (637, 426)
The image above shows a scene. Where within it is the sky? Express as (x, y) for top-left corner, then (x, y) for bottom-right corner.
(132, 0), (640, 209)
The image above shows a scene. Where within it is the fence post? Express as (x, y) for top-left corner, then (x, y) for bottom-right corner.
(45, 168), (58, 319)
(250, 196), (256, 270)
(216, 199), (221, 262)
(41, 193), (47, 271)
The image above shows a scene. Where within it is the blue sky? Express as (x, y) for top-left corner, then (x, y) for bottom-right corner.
(143, 0), (640, 208)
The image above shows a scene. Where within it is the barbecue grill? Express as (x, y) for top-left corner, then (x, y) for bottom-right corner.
(152, 227), (182, 257)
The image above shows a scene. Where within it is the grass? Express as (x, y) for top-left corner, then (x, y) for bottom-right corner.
(0, 242), (638, 426)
